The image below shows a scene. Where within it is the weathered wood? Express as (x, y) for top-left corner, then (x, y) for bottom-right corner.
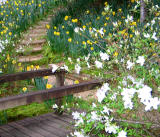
(55, 71), (65, 113)
(9, 123), (44, 137)
(0, 69), (66, 84)
(0, 112), (73, 137)
(140, 0), (146, 23)
(0, 80), (102, 110)
(55, 71), (65, 87)
(27, 125), (59, 137)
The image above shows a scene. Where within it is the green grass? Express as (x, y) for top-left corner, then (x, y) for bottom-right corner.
(0, 102), (52, 124)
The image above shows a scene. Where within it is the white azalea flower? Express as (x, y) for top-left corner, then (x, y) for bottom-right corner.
(75, 64), (81, 74)
(152, 32), (158, 40)
(60, 65), (69, 71)
(105, 124), (118, 134)
(151, 19), (155, 25)
(95, 60), (103, 68)
(144, 33), (150, 38)
(96, 89), (106, 103)
(96, 83), (110, 102)
(68, 57), (72, 63)
(87, 62), (90, 68)
(52, 104), (58, 109)
(91, 111), (99, 121)
(92, 103), (96, 108)
(100, 52), (109, 61)
(73, 131), (85, 137)
(72, 111), (80, 120)
(103, 106), (112, 115)
(127, 60), (134, 70)
(52, 64), (58, 73)
(136, 56), (145, 66)
(118, 130), (127, 137)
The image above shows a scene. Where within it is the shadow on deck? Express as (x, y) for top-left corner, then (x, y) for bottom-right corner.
(0, 112), (73, 137)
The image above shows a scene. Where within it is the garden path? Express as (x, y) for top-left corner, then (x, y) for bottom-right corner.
(17, 15), (52, 63)
(16, 10), (97, 100)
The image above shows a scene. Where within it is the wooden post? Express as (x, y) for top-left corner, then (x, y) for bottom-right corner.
(54, 71), (65, 115)
(140, 0), (146, 23)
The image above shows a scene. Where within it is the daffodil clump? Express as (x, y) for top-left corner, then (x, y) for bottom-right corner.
(48, 1), (160, 136)
(0, 0), (58, 40)
(0, 0), (67, 74)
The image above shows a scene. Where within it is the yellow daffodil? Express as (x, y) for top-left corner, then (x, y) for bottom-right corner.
(64, 16), (69, 21)
(44, 76), (48, 79)
(90, 47), (94, 51)
(35, 65), (40, 70)
(86, 10), (90, 14)
(72, 19), (78, 23)
(106, 17), (109, 20)
(22, 87), (27, 92)
(12, 60), (16, 64)
(74, 80), (79, 84)
(18, 63), (21, 67)
(27, 66), (31, 71)
(9, 32), (12, 36)
(114, 51), (118, 57)
(46, 84), (52, 89)
(68, 38), (72, 42)
(46, 24), (50, 29)
(82, 41), (86, 45)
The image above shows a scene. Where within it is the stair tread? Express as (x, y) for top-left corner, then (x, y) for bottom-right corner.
(20, 39), (46, 45)
(18, 54), (43, 62)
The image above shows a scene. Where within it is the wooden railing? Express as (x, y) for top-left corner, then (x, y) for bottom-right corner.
(0, 69), (103, 111)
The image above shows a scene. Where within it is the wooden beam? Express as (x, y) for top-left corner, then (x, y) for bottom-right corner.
(0, 69), (66, 84)
(0, 80), (103, 110)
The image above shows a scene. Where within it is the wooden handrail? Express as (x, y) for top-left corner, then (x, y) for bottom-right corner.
(0, 80), (103, 110)
(0, 69), (66, 84)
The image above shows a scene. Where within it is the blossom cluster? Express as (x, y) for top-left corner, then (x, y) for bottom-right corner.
(71, 101), (127, 137)
(121, 75), (160, 111)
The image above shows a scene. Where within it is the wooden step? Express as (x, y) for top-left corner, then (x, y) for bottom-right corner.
(29, 29), (47, 34)
(20, 39), (46, 46)
(23, 33), (45, 38)
(18, 54), (43, 63)
(17, 45), (43, 55)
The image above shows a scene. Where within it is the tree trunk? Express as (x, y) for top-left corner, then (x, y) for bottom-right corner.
(140, 0), (146, 23)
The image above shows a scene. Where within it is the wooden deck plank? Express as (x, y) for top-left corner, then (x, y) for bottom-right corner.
(49, 113), (74, 124)
(7, 129), (29, 137)
(27, 124), (59, 137)
(27, 121), (68, 137)
(0, 128), (15, 137)
(31, 115), (71, 136)
(0, 112), (74, 137)
(0, 124), (29, 137)
(9, 123), (44, 137)
(41, 122), (70, 137)
(15, 115), (66, 137)
(43, 115), (72, 129)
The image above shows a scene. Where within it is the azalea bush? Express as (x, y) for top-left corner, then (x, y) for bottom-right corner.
(48, 0), (160, 136)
